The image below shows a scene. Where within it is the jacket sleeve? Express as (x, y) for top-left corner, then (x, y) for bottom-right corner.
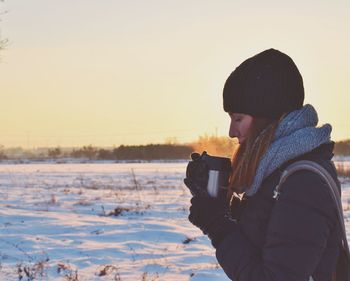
(215, 170), (338, 281)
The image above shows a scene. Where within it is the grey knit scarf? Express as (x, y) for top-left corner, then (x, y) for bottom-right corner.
(244, 104), (332, 196)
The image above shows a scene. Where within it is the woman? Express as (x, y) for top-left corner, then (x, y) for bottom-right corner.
(184, 49), (347, 281)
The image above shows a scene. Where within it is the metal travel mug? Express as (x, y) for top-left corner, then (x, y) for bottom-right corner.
(201, 153), (232, 198)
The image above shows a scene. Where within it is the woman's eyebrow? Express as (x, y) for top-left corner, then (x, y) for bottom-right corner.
(230, 113), (243, 118)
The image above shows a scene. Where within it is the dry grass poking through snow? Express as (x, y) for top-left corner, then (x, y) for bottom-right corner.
(0, 163), (227, 280)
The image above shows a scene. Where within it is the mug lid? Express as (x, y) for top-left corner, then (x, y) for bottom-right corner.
(201, 152), (231, 171)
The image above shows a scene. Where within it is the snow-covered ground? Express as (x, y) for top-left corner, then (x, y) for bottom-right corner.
(0, 162), (349, 281)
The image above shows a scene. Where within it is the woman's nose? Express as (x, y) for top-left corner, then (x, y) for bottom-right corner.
(229, 122), (238, 138)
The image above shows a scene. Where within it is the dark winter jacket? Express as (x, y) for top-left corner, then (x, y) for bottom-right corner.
(216, 142), (342, 281)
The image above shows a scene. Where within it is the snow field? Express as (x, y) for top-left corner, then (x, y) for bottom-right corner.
(0, 162), (349, 280)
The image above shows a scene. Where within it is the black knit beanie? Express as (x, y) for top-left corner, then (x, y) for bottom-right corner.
(223, 48), (304, 119)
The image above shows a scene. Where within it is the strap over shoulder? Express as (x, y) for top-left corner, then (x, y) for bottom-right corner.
(273, 160), (350, 281)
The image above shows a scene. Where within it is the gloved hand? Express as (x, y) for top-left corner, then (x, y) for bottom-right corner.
(189, 195), (238, 248)
(184, 151), (209, 197)
(184, 151), (240, 248)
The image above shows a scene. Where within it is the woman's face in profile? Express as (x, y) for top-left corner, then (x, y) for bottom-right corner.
(228, 112), (253, 144)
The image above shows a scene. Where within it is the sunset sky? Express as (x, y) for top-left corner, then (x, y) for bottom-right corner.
(0, 0), (349, 148)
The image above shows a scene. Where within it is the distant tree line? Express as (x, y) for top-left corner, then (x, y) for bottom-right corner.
(0, 145), (7, 159)
(44, 139), (350, 160)
(1, 138), (350, 161)
(334, 140), (350, 156)
(113, 144), (193, 160)
(50, 144), (194, 160)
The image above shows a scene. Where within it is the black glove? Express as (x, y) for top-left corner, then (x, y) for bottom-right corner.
(189, 195), (238, 248)
(185, 151), (241, 248)
(184, 151), (209, 197)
